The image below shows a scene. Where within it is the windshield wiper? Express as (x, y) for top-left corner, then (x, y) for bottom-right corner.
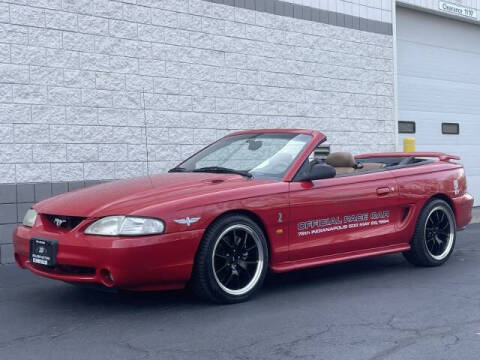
(168, 167), (188, 173)
(192, 166), (252, 178)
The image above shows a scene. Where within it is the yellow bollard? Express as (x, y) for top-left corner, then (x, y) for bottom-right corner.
(403, 137), (415, 152)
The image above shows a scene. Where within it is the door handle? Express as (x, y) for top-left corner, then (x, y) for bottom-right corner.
(376, 187), (391, 196)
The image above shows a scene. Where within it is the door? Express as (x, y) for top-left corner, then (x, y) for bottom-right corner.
(397, 6), (480, 205)
(289, 170), (402, 261)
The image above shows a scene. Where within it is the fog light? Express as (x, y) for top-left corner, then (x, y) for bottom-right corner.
(100, 269), (115, 287)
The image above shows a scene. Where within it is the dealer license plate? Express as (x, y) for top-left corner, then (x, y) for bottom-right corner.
(30, 238), (58, 266)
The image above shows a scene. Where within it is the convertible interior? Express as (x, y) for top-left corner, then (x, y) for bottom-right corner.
(318, 152), (430, 176)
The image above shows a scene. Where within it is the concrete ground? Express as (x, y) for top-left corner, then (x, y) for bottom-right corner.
(471, 207), (480, 224)
(2, 225), (480, 360)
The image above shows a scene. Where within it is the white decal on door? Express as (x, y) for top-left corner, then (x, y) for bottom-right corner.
(297, 211), (390, 237)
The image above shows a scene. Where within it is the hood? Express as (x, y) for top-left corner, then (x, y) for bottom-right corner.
(35, 173), (275, 218)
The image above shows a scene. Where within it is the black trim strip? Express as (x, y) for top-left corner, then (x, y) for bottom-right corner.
(203, 0), (393, 35)
(330, 159), (435, 178)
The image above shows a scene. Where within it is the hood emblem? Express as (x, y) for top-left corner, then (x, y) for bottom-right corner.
(174, 217), (201, 226)
(53, 218), (67, 228)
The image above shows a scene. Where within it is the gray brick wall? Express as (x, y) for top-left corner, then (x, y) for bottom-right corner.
(0, 0), (394, 264)
(0, 180), (103, 264)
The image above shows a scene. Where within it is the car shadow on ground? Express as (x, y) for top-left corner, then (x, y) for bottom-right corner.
(264, 253), (408, 289)
(25, 253), (412, 310)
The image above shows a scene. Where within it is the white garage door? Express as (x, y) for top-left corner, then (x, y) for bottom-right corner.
(397, 7), (480, 206)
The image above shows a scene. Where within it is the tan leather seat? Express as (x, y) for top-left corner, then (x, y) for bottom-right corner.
(326, 152), (355, 175)
(358, 162), (385, 171)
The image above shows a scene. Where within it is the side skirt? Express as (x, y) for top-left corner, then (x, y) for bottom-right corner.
(270, 243), (411, 273)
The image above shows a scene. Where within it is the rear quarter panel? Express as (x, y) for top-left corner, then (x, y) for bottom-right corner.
(390, 161), (471, 242)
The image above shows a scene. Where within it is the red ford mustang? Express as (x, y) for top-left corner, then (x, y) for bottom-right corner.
(13, 129), (474, 303)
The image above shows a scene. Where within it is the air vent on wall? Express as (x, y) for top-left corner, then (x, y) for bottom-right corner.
(442, 123), (459, 135)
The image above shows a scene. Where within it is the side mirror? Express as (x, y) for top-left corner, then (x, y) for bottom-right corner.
(296, 163), (336, 181)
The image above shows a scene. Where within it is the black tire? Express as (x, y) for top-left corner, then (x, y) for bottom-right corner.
(191, 214), (269, 304)
(403, 199), (456, 267)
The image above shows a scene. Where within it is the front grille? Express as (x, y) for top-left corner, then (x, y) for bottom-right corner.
(44, 214), (85, 230)
(33, 263), (96, 276)
(57, 264), (96, 276)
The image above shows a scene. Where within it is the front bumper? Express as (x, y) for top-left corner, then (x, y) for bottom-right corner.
(13, 225), (203, 291)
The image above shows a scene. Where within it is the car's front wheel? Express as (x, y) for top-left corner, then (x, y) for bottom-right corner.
(403, 199), (456, 267)
(191, 214), (269, 304)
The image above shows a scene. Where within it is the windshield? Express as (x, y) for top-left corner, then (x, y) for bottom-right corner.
(172, 133), (312, 180)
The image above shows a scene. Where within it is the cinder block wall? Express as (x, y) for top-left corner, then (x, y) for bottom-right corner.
(0, 0), (394, 263)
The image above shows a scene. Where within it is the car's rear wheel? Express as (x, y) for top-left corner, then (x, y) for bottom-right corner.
(191, 214), (268, 304)
(403, 199), (456, 266)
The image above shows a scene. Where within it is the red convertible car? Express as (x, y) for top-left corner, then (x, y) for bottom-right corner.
(14, 129), (473, 303)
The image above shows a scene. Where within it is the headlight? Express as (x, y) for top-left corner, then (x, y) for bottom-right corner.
(85, 216), (165, 236)
(23, 209), (38, 227)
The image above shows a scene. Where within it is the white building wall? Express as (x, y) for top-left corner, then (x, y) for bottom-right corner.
(0, 0), (395, 184)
